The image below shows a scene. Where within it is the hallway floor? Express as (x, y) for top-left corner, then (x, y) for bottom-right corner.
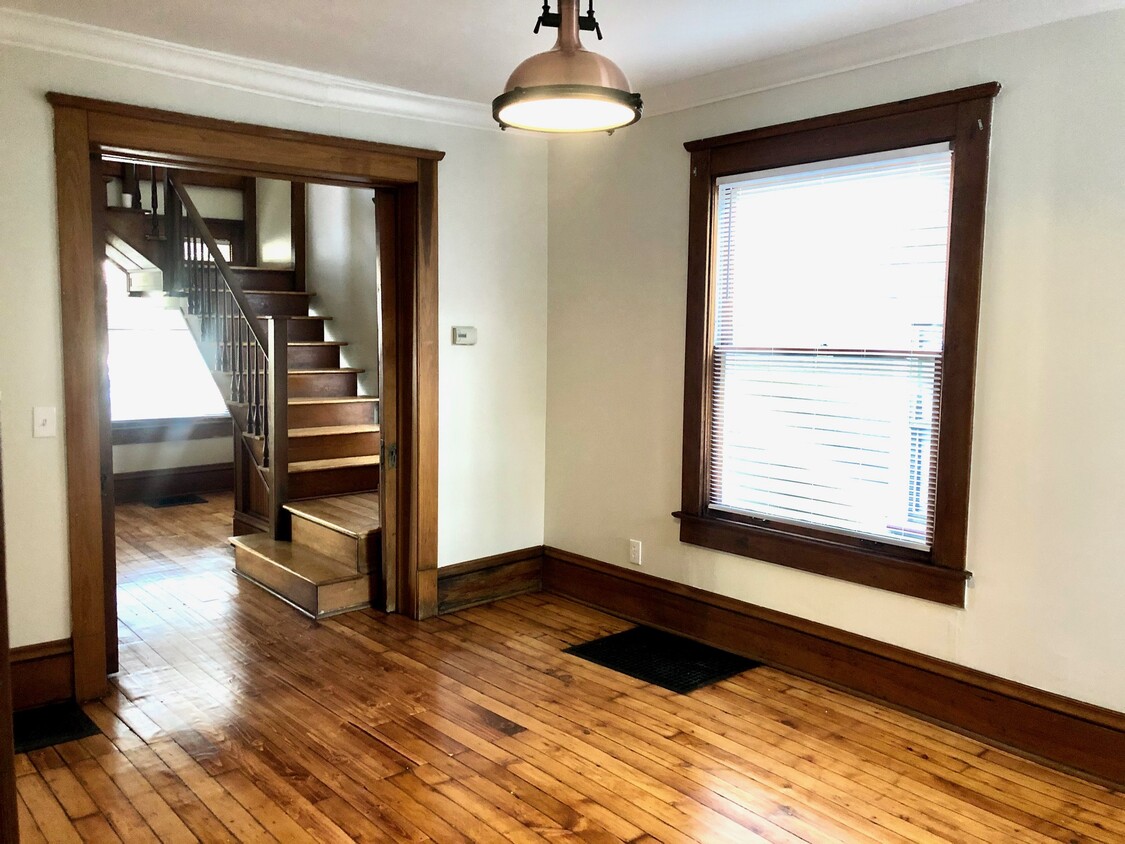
(12, 494), (1125, 842)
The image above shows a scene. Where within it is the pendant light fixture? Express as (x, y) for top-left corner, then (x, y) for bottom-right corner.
(493, 0), (642, 134)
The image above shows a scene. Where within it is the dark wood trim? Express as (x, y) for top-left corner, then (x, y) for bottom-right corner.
(437, 547), (544, 614)
(9, 640), (75, 712)
(266, 319), (289, 539)
(242, 177), (258, 267)
(0, 420), (16, 843)
(49, 94), (446, 162)
(542, 548), (1125, 789)
(374, 189), (400, 613)
(290, 181), (307, 292)
(676, 512), (968, 606)
(113, 463), (234, 505)
(413, 159), (440, 619)
(91, 153), (120, 676)
(51, 93), (442, 700)
(54, 103), (110, 701)
(111, 415), (231, 445)
(684, 83), (1001, 152)
(48, 94), (441, 187)
(678, 84), (1000, 605)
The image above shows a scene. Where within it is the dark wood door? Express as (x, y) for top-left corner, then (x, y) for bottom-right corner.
(1, 414), (19, 842)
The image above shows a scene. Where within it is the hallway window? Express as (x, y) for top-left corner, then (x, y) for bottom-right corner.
(105, 261), (227, 421)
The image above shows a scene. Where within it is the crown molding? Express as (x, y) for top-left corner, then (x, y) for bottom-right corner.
(642, 0), (1125, 116)
(2, 2), (1122, 132)
(0, 7), (496, 131)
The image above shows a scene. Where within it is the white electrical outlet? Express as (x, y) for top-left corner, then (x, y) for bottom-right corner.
(628, 539), (642, 566)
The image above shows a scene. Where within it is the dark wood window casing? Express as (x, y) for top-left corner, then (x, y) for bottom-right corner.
(676, 83), (1000, 607)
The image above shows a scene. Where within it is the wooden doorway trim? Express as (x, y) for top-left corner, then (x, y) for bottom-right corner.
(0, 411), (18, 843)
(49, 94), (442, 700)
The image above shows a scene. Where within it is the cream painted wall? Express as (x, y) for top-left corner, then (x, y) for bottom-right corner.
(256, 178), (292, 266)
(545, 13), (1125, 712)
(306, 184), (380, 398)
(0, 44), (548, 648)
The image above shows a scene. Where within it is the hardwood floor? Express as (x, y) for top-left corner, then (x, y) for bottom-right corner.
(14, 494), (1125, 842)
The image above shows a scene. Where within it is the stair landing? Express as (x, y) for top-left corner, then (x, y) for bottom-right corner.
(231, 492), (381, 619)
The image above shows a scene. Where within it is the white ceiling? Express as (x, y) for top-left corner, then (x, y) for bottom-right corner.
(0, 0), (1041, 104)
(4, 0), (1123, 113)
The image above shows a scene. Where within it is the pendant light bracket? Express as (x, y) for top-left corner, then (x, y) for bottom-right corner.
(534, 1), (603, 40)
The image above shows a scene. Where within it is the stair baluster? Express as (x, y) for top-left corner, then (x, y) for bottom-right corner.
(166, 174), (287, 538)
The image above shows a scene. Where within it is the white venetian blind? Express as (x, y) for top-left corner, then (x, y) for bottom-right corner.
(710, 144), (953, 550)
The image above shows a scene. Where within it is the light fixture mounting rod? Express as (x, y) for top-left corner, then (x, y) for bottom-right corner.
(534, 0), (603, 40)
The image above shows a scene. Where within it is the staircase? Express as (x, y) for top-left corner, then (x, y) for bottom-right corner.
(109, 167), (382, 619)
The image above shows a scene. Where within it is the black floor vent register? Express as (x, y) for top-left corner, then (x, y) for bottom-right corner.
(13, 701), (102, 754)
(565, 626), (760, 694)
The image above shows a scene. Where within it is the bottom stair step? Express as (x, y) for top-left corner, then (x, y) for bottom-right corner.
(231, 533), (372, 619)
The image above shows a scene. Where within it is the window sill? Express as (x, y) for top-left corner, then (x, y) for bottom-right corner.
(111, 416), (230, 446)
(674, 511), (969, 607)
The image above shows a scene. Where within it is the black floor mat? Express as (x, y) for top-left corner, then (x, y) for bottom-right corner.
(146, 493), (207, 508)
(13, 701), (102, 754)
(564, 626), (760, 694)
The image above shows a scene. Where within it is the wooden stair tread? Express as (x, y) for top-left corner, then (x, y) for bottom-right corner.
(258, 315), (330, 320)
(289, 341), (347, 347)
(289, 425), (379, 437)
(230, 534), (358, 585)
(288, 396), (378, 405)
(289, 368), (365, 374)
(284, 493), (381, 537)
(289, 455), (380, 473)
(230, 265), (295, 272)
(243, 289), (314, 296)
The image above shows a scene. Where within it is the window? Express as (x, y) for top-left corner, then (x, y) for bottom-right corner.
(677, 84), (1000, 606)
(104, 260), (228, 423)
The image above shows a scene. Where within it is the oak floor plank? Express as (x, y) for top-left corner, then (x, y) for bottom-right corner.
(9, 493), (1112, 844)
(16, 774), (83, 843)
(16, 791), (50, 843)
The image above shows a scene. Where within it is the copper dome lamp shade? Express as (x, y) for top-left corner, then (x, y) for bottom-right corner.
(493, 0), (642, 134)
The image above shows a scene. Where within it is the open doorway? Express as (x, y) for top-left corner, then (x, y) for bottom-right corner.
(51, 94), (441, 701)
(100, 157), (394, 626)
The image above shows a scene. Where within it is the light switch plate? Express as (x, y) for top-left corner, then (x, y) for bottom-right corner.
(452, 326), (478, 345)
(33, 406), (57, 438)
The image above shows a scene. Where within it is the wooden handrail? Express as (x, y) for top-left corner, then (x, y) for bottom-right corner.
(167, 173), (268, 349)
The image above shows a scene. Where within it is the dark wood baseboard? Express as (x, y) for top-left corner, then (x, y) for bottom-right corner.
(10, 639), (74, 711)
(113, 463), (234, 505)
(232, 510), (268, 537)
(438, 547), (543, 614)
(111, 416), (231, 445)
(542, 547), (1125, 789)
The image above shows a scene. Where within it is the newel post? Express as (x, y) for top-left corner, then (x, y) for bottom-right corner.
(267, 316), (289, 539)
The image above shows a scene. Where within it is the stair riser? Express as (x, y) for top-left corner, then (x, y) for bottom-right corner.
(288, 371), (359, 398)
(290, 431), (380, 463)
(288, 401), (377, 428)
(266, 319), (325, 341)
(288, 346), (341, 368)
(289, 465), (379, 499)
(245, 292), (310, 317)
(291, 518), (361, 571)
(230, 269), (296, 292)
(233, 546), (371, 618)
(245, 431), (379, 464)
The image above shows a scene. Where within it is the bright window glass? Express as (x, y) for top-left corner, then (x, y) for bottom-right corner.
(709, 144), (953, 550)
(105, 262), (228, 421)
